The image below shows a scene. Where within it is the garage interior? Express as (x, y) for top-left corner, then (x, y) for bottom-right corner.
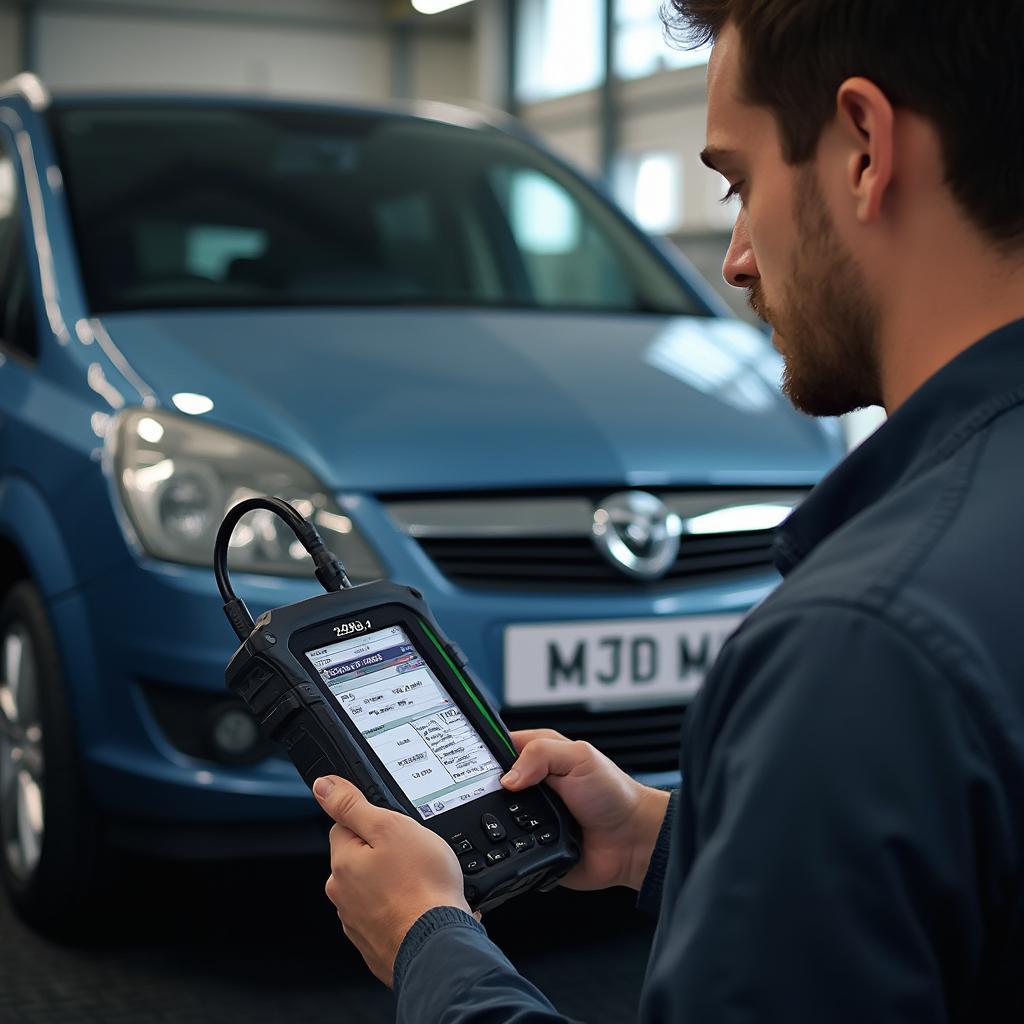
(0, 2), (891, 1021)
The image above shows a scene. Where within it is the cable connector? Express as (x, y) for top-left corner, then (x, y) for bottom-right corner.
(215, 496), (355, 642)
(295, 515), (351, 592)
(223, 597), (256, 643)
(314, 550), (350, 592)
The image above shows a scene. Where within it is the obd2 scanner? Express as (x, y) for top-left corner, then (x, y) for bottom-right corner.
(216, 497), (580, 911)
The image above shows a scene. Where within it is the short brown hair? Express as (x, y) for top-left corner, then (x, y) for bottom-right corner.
(665, 0), (1024, 249)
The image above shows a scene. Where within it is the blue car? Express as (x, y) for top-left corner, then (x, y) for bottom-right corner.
(0, 74), (841, 930)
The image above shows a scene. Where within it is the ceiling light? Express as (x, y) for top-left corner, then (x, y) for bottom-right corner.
(412, 0), (475, 14)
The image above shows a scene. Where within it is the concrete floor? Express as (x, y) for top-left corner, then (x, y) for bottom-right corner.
(0, 854), (656, 1023)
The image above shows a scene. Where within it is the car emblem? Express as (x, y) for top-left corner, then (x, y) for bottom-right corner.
(592, 491), (683, 580)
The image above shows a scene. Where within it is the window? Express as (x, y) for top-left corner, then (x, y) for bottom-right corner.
(515, 0), (604, 103)
(186, 225), (266, 280)
(0, 143), (38, 360)
(614, 151), (680, 233)
(51, 105), (704, 316)
(508, 170), (580, 255)
(615, 0), (712, 80)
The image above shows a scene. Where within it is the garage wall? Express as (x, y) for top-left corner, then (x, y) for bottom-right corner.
(48, 0), (384, 21)
(5, 1), (476, 107)
(520, 91), (602, 177)
(470, 0), (508, 111)
(410, 35), (474, 105)
(617, 67), (734, 233)
(520, 64), (729, 232)
(0, 8), (22, 81)
(34, 5), (391, 101)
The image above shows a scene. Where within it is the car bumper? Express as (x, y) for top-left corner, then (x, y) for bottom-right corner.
(54, 553), (775, 853)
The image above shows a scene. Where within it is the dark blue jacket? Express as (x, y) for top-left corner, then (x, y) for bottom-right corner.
(393, 319), (1024, 1022)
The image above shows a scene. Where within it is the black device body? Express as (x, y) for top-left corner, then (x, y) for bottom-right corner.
(225, 580), (580, 911)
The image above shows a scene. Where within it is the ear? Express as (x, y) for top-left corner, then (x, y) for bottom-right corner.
(834, 77), (895, 224)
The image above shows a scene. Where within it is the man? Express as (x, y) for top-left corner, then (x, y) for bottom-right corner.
(311, 1), (1024, 1019)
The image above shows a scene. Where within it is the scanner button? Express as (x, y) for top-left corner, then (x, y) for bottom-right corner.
(536, 829), (557, 845)
(296, 683), (323, 705)
(485, 848), (509, 866)
(515, 815), (541, 831)
(449, 834), (474, 855)
(511, 836), (534, 854)
(460, 854), (485, 875)
(481, 814), (506, 842)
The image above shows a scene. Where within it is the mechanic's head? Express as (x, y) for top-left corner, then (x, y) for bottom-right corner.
(666, 1), (1024, 415)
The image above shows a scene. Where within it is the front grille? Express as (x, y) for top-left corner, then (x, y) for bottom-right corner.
(501, 703), (686, 775)
(386, 489), (803, 592)
(419, 530), (777, 590)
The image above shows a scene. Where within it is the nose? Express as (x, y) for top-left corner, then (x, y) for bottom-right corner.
(722, 210), (758, 289)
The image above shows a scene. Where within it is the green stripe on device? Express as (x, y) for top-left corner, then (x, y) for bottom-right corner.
(419, 619), (517, 757)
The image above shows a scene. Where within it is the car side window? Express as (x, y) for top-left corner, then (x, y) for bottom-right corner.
(0, 139), (38, 361)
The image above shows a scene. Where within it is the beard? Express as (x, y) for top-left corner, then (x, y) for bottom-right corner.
(748, 167), (882, 417)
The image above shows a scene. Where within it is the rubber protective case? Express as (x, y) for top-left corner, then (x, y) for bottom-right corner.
(225, 580), (580, 911)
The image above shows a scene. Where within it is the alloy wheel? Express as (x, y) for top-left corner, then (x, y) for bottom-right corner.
(0, 623), (45, 882)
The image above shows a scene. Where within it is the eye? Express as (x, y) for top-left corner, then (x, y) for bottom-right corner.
(719, 181), (743, 204)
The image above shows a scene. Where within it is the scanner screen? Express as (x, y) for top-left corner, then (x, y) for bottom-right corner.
(305, 625), (504, 819)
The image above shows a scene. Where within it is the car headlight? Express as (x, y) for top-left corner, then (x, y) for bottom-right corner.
(111, 408), (385, 581)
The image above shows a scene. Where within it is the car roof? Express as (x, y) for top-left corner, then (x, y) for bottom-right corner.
(0, 72), (513, 135)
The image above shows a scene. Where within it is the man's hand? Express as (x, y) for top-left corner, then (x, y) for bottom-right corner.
(503, 730), (671, 892)
(313, 775), (471, 987)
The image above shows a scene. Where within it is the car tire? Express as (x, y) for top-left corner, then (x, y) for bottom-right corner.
(0, 580), (105, 936)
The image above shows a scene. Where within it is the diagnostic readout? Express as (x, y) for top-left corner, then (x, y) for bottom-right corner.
(305, 625), (503, 819)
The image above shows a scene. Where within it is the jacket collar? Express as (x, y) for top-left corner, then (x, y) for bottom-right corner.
(774, 317), (1024, 576)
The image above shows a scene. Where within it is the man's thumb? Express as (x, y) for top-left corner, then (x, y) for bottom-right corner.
(312, 775), (387, 843)
(502, 738), (593, 791)
(313, 776), (337, 800)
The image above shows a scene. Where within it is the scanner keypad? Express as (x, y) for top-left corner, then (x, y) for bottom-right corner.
(455, 800), (558, 878)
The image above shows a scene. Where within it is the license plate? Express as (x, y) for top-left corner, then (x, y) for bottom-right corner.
(503, 613), (743, 707)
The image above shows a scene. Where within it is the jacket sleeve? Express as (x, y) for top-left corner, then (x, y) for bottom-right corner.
(636, 789), (678, 916)
(640, 602), (999, 1024)
(394, 906), (582, 1024)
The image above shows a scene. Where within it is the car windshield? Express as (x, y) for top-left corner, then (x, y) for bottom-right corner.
(50, 104), (705, 316)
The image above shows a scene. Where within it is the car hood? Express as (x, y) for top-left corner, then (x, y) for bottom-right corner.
(93, 308), (840, 492)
